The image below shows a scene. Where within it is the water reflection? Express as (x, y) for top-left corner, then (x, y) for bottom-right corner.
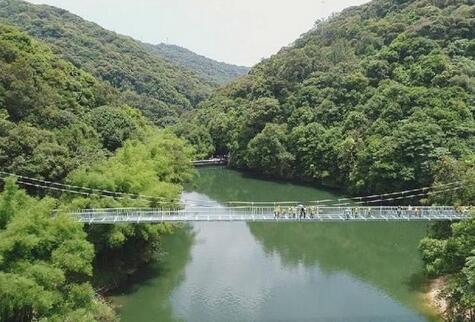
(117, 167), (439, 322)
(248, 222), (434, 317)
(186, 167), (437, 320)
(114, 226), (194, 322)
(185, 166), (342, 204)
(169, 221), (428, 322)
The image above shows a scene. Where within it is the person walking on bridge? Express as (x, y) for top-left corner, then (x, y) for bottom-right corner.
(289, 206), (296, 219)
(274, 205), (282, 219)
(298, 205), (306, 219)
(345, 207), (351, 220)
(397, 206), (402, 217)
(309, 206), (315, 219)
(415, 207), (421, 218)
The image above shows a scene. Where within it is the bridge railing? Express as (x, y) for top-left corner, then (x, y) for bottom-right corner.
(69, 206), (469, 223)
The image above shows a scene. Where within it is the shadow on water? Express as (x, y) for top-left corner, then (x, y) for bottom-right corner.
(113, 226), (195, 322)
(188, 167), (440, 321)
(185, 166), (342, 203)
(117, 167), (441, 322)
(247, 222), (434, 316)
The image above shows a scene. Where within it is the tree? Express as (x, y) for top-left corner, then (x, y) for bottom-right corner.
(172, 122), (214, 159)
(176, 0), (475, 197)
(0, 178), (116, 322)
(419, 214), (475, 321)
(245, 124), (294, 177)
(63, 130), (194, 288)
(89, 105), (144, 152)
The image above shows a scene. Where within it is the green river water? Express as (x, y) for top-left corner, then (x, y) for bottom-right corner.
(114, 167), (439, 322)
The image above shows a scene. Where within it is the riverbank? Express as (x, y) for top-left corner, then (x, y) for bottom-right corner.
(422, 277), (448, 321)
(93, 224), (184, 295)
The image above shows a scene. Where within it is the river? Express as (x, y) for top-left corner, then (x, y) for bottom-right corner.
(114, 167), (439, 322)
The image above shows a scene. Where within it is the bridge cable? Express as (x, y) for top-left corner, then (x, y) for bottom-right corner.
(225, 181), (469, 206)
(331, 186), (470, 206)
(0, 171), (183, 202)
(0, 175), (183, 204)
(0, 170), (471, 207)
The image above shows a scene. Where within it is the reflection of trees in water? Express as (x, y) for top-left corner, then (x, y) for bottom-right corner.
(115, 225), (195, 322)
(248, 222), (437, 319)
(185, 167), (240, 201)
(186, 166), (340, 203)
(188, 168), (439, 320)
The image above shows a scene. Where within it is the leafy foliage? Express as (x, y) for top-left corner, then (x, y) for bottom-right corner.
(0, 21), (196, 320)
(419, 157), (475, 321)
(181, 0), (475, 194)
(419, 213), (475, 321)
(0, 24), (155, 182)
(146, 43), (249, 85)
(88, 105), (146, 152)
(0, 0), (216, 125)
(0, 178), (116, 321)
(62, 130), (194, 289)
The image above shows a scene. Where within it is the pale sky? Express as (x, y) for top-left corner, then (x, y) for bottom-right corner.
(28, 0), (370, 66)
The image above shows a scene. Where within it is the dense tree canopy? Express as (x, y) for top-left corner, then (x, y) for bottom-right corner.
(0, 22), (196, 321)
(420, 213), (475, 321)
(0, 0), (216, 125)
(419, 157), (475, 321)
(61, 130), (194, 289)
(0, 178), (116, 322)
(180, 0), (475, 194)
(145, 43), (249, 86)
(0, 24), (161, 183)
(0, 23), (115, 181)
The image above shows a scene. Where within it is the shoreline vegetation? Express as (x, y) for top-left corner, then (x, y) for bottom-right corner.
(0, 20), (195, 321)
(0, 129), (195, 321)
(0, 0), (473, 321)
(173, 1), (475, 318)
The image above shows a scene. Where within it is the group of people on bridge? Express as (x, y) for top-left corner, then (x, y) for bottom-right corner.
(273, 205), (320, 220)
(272, 205), (471, 220)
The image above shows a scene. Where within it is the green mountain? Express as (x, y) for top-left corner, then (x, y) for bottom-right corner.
(0, 22), (137, 181)
(145, 43), (249, 85)
(0, 22), (196, 322)
(0, 0), (215, 125)
(181, 0), (475, 194)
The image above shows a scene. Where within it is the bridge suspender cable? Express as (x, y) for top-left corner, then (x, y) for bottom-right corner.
(331, 186), (467, 206)
(0, 172), (181, 204)
(0, 170), (470, 206)
(226, 181), (470, 206)
(0, 172), (468, 205)
(336, 182), (464, 202)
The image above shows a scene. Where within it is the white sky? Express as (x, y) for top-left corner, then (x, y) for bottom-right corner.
(27, 0), (370, 66)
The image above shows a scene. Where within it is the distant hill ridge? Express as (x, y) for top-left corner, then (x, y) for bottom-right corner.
(0, 0), (244, 125)
(146, 43), (249, 85)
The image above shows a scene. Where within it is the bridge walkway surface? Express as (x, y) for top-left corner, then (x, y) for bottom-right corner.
(69, 206), (470, 224)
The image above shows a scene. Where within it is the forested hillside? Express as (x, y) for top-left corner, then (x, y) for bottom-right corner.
(181, 0), (475, 194)
(145, 43), (249, 85)
(0, 23), (195, 321)
(0, 0), (215, 125)
(0, 23), (121, 182)
(177, 2), (475, 317)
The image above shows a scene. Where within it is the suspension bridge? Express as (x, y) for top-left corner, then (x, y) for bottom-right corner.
(0, 170), (472, 225)
(69, 206), (470, 224)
